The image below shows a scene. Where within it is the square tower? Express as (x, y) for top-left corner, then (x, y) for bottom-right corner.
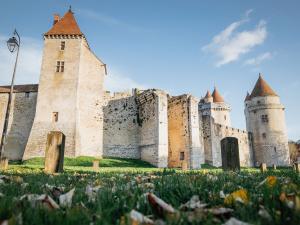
(23, 9), (106, 159)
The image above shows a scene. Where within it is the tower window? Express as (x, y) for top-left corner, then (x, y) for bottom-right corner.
(257, 101), (261, 104)
(262, 133), (266, 139)
(180, 152), (185, 161)
(274, 147), (277, 152)
(25, 92), (30, 98)
(56, 61), (64, 72)
(261, 115), (269, 123)
(52, 112), (59, 122)
(224, 115), (227, 120)
(60, 41), (65, 50)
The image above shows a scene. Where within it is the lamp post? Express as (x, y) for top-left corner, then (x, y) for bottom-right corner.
(0, 30), (20, 159)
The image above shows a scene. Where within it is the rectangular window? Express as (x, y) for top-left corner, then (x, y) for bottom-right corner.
(25, 92), (30, 98)
(56, 61), (64, 72)
(60, 41), (65, 50)
(261, 115), (269, 123)
(262, 133), (266, 139)
(180, 152), (185, 161)
(52, 112), (59, 122)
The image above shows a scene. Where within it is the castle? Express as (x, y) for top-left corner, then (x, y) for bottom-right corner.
(0, 9), (290, 168)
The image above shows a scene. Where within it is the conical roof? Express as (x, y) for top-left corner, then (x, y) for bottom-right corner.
(244, 92), (251, 101)
(212, 87), (224, 103)
(45, 9), (83, 36)
(204, 90), (212, 98)
(250, 74), (277, 98)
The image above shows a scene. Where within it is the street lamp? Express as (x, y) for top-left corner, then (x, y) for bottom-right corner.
(0, 30), (20, 160)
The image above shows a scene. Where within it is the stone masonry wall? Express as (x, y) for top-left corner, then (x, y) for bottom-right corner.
(168, 95), (203, 169)
(0, 92), (37, 160)
(102, 89), (168, 167)
(211, 121), (252, 167)
(103, 95), (140, 158)
(138, 90), (168, 167)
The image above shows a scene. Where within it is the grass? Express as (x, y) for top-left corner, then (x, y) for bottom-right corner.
(0, 158), (299, 225)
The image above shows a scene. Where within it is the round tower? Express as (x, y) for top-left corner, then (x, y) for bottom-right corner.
(200, 87), (231, 126)
(245, 74), (290, 166)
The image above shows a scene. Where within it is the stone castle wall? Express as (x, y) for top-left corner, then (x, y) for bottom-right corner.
(102, 89), (168, 167)
(103, 95), (140, 158)
(168, 95), (203, 169)
(202, 115), (252, 167)
(0, 92), (37, 160)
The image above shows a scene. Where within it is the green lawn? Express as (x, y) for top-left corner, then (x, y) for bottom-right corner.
(0, 158), (299, 225)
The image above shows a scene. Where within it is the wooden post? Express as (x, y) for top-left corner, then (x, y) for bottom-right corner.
(260, 163), (267, 172)
(93, 160), (100, 171)
(44, 131), (65, 173)
(294, 163), (300, 173)
(272, 164), (277, 170)
(0, 157), (8, 170)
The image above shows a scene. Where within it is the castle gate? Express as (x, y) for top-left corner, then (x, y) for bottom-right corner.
(221, 137), (240, 170)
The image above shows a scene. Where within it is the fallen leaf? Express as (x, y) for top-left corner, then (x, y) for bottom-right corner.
(128, 209), (154, 225)
(59, 188), (75, 208)
(147, 193), (176, 218)
(85, 184), (101, 202)
(20, 194), (59, 210)
(258, 206), (272, 222)
(180, 195), (208, 211)
(224, 189), (249, 205)
(222, 217), (251, 225)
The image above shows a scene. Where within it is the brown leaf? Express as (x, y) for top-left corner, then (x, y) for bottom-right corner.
(128, 210), (154, 225)
(147, 193), (176, 219)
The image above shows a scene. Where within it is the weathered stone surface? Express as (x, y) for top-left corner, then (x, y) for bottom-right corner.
(44, 131), (65, 173)
(0, 92), (37, 160)
(93, 160), (100, 171)
(221, 137), (240, 171)
(0, 157), (8, 170)
(168, 94), (203, 169)
(23, 36), (105, 160)
(260, 163), (267, 172)
(294, 163), (300, 173)
(245, 95), (290, 166)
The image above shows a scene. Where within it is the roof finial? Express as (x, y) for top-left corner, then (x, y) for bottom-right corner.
(259, 73), (263, 78)
(69, 5), (72, 12)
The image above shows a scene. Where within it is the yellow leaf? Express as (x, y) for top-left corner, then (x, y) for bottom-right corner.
(224, 189), (249, 205)
(266, 176), (277, 188)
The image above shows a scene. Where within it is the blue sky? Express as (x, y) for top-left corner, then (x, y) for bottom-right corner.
(0, 0), (299, 140)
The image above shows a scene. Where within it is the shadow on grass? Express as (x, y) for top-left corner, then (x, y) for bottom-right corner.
(12, 157), (155, 168)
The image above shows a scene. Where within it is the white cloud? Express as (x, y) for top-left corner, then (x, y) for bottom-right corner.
(202, 10), (267, 67)
(0, 34), (42, 85)
(104, 69), (147, 92)
(244, 52), (273, 66)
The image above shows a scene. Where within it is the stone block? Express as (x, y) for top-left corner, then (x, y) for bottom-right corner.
(0, 157), (8, 170)
(294, 163), (300, 173)
(93, 160), (100, 171)
(260, 163), (267, 172)
(44, 131), (65, 173)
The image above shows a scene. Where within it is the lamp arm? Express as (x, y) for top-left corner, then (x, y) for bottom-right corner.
(14, 29), (20, 47)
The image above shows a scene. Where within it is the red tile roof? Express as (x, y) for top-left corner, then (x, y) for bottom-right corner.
(0, 84), (38, 93)
(45, 9), (83, 36)
(250, 74), (277, 98)
(212, 87), (224, 103)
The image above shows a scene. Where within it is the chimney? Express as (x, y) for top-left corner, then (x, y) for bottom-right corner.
(53, 14), (60, 25)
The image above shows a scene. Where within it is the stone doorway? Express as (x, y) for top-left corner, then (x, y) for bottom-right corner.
(221, 137), (240, 170)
